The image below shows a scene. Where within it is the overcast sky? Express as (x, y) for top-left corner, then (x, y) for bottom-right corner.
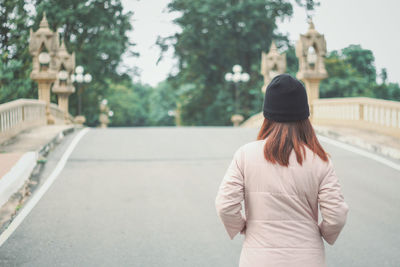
(121, 0), (400, 86)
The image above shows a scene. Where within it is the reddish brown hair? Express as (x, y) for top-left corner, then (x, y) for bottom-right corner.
(257, 118), (328, 166)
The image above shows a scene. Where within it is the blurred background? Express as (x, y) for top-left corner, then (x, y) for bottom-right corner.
(1, 1), (400, 266)
(1, 0), (399, 127)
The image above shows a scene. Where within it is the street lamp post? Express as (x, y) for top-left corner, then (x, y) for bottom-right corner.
(71, 65), (92, 125)
(224, 64), (250, 126)
(99, 99), (113, 128)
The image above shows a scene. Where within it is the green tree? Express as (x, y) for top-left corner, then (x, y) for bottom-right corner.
(285, 45), (298, 77)
(341, 44), (376, 83)
(158, 0), (317, 125)
(106, 78), (153, 127)
(0, 55), (34, 102)
(34, 0), (136, 82)
(148, 81), (177, 126)
(0, 0), (136, 125)
(99, 79), (178, 127)
(320, 45), (400, 101)
(372, 82), (400, 101)
(320, 49), (373, 98)
(379, 68), (388, 84)
(0, 0), (35, 103)
(0, 0), (32, 61)
(33, 0), (136, 125)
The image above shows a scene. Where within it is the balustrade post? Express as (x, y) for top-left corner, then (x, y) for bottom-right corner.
(359, 103), (364, 121)
(22, 106), (25, 121)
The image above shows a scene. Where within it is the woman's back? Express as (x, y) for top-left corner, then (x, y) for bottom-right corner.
(215, 74), (348, 267)
(243, 140), (332, 266)
(217, 140), (348, 267)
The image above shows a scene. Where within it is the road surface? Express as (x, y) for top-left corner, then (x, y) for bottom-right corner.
(0, 127), (399, 266)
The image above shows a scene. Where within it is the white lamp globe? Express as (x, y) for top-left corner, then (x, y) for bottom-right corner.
(101, 99), (108, 106)
(232, 64), (242, 73)
(241, 73), (250, 82)
(108, 110), (114, 117)
(84, 73), (92, 83)
(70, 74), (76, 82)
(75, 65), (84, 74)
(233, 72), (241, 83)
(75, 73), (84, 83)
(58, 70), (68, 80)
(38, 52), (51, 64)
(307, 46), (317, 65)
(224, 73), (233, 82)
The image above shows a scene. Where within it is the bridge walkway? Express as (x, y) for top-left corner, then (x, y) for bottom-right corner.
(0, 127), (399, 266)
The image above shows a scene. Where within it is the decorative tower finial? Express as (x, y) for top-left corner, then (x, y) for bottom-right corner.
(308, 18), (315, 30)
(39, 12), (49, 28)
(269, 41), (278, 52)
(60, 39), (67, 51)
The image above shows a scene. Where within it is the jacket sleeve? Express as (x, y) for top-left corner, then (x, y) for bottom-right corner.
(318, 159), (349, 245)
(215, 147), (246, 240)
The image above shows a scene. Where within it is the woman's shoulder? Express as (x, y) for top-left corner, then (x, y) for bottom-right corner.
(231, 140), (265, 163)
(238, 139), (265, 153)
(300, 145), (333, 174)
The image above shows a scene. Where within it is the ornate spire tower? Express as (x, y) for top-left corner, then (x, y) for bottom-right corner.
(52, 40), (76, 122)
(29, 13), (59, 124)
(295, 20), (328, 117)
(260, 41), (286, 92)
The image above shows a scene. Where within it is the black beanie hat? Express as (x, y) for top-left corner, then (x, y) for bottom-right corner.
(263, 74), (309, 122)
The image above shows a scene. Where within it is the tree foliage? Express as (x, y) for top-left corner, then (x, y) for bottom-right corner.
(35, 0), (135, 82)
(106, 78), (151, 126)
(158, 0), (316, 125)
(2, 1), (399, 127)
(341, 45), (376, 83)
(33, 0), (135, 125)
(105, 79), (177, 127)
(320, 45), (400, 101)
(0, 0), (35, 102)
(0, 55), (34, 101)
(148, 80), (177, 126)
(0, 0), (136, 126)
(0, 0), (32, 61)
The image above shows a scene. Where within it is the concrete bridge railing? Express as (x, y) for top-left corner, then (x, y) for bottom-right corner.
(0, 99), (70, 144)
(313, 97), (400, 138)
(242, 97), (400, 138)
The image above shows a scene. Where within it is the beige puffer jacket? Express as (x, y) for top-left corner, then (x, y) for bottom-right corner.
(216, 139), (349, 267)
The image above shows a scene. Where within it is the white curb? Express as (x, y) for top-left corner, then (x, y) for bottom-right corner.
(0, 152), (38, 208)
(0, 128), (89, 247)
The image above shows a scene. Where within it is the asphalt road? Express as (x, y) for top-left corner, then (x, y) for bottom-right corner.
(0, 127), (399, 267)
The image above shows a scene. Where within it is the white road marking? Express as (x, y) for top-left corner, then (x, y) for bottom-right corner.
(0, 128), (90, 247)
(318, 135), (400, 172)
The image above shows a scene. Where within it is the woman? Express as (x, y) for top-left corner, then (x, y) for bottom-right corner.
(215, 74), (349, 267)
